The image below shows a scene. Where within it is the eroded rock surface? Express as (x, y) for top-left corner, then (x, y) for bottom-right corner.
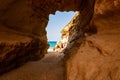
(65, 0), (120, 80)
(1, 0), (120, 80)
(0, 52), (64, 80)
(0, 25), (46, 74)
(0, 0), (48, 74)
(54, 12), (79, 52)
(0, 0), (95, 74)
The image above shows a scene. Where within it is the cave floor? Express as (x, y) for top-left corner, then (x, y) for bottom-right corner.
(0, 52), (64, 80)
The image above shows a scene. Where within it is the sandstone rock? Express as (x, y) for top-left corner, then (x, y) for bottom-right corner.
(54, 12), (80, 52)
(64, 0), (120, 80)
(0, 0), (95, 75)
(0, 0), (49, 74)
(0, 25), (46, 74)
(53, 41), (64, 52)
(1, 0), (120, 80)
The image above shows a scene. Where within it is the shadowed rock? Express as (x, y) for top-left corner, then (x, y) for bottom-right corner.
(0, 0), (120, 80)
(0, 0), (95, 74)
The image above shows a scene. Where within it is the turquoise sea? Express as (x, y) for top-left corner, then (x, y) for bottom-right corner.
(48, 41), (57, 49)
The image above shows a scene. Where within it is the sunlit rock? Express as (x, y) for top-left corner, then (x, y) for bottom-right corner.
(0, 0), (120, 80)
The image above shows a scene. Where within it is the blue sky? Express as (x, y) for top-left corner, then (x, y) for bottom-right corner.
(46, 11), (75, 41)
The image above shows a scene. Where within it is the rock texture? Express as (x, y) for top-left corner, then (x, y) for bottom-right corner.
(1, 0), (120, 80)
(64, 0), (120, 80)
(0, 52), (64, 80)
(0, 25), (46, 74)
(0, 0), (95, 74)
(0, 0), (49, 74)
(53, 12), (79, 52)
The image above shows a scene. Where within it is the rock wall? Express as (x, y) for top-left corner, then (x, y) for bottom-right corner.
(53, 12), (79, 52)
(1, 0), (120, 80)
(0, 0), (49, 74)
(65, 0), (120, 80)
(0, 0), (95, 74)
(0, 24), (46, 74)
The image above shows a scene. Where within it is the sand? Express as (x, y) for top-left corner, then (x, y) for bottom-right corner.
(0, 52), (64, 80)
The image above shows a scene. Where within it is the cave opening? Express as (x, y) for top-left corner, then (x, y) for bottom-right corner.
(0, 0), (98, 78)
(46, 11), (75, 52)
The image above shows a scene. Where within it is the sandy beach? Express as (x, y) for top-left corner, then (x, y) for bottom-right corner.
(0, 52), (64, 80)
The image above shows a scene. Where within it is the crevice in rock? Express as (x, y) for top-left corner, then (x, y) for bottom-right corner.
(87, 40), (110, 56)
(0, 0), (120, 80)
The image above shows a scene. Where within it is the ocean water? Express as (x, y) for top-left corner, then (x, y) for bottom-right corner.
(48, 41), (57, 49)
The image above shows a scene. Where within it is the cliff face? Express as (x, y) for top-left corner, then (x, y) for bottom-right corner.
(64, 0), (120, 80)
(53, 12), (80, 52)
